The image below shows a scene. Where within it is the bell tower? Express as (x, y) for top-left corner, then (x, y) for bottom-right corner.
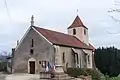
(68, 15), (89, 45)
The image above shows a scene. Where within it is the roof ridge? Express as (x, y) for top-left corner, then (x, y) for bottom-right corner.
(34, 26), (74, 37)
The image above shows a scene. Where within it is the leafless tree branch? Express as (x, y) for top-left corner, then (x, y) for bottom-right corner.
(110, 15), (120, 22)
(108, 9), (120, 12)
(106, 0), (120, 34)
(106, 31), (120, 34)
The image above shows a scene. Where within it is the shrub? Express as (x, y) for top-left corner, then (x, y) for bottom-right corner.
(91, 69), (101, 80)
(66, 68), (80, 77)
(66, 68), (100, 80)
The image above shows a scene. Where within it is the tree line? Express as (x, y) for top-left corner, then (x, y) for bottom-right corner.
(94, 46), (120, 77)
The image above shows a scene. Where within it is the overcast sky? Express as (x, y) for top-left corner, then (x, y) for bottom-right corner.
(0, 0), (120, 52)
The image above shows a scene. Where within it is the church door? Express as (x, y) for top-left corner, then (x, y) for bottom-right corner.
(29, 61), (35, 74)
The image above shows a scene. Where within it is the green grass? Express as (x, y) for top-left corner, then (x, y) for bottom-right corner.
(100, 74), (120, 80)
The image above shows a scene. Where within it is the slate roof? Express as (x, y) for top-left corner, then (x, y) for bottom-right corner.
(68, 15), (87, 29)
(33, 26), (95, 51)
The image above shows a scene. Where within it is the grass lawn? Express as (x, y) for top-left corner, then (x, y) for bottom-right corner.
(100, 74), (120, 80)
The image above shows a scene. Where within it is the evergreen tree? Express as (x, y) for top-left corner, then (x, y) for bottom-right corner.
(94, 46), (120, 77)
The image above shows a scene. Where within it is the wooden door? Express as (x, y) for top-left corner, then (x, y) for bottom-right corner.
(29, 61), (35, 74)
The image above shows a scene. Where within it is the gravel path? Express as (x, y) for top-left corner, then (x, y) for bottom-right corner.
(0, 73), (40, 80)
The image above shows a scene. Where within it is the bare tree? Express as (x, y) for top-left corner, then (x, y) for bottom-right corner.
(0, 50), (11, 56)
(107, 0), (120, 34)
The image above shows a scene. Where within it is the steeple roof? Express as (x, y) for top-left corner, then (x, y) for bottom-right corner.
(68, 15), (87, 29)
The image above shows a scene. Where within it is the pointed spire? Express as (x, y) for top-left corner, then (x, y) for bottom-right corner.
(31, 15), (34, 26)
(68, 15), (87, 29)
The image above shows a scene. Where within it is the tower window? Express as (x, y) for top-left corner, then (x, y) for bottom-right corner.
(84, 29), (86, 35)
(31, 39), (34, 47)
(73, 29), (76, 35)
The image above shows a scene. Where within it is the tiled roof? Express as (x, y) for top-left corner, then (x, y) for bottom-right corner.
(68, 15), (87, 29)
(34, 26), (94, 50)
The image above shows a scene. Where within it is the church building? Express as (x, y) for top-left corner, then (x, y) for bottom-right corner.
(7, 15), (95, 74)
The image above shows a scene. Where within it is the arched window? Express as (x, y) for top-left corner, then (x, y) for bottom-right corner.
(87, 55), (90, 64)
(31, 39), (34, 47)
(63, 52), (65, 63)
(73, 29), (76, 35)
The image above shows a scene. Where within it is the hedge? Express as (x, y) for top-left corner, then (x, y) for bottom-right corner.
(66, 68), (100, 80)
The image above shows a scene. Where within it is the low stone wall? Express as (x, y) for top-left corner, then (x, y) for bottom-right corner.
(39, 72), (91, 80)
(39, 72), (74, 80)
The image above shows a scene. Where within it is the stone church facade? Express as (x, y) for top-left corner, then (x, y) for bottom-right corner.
(8, 15), (95, 74)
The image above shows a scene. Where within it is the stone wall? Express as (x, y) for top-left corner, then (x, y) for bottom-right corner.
(12, 27), (54, 73)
